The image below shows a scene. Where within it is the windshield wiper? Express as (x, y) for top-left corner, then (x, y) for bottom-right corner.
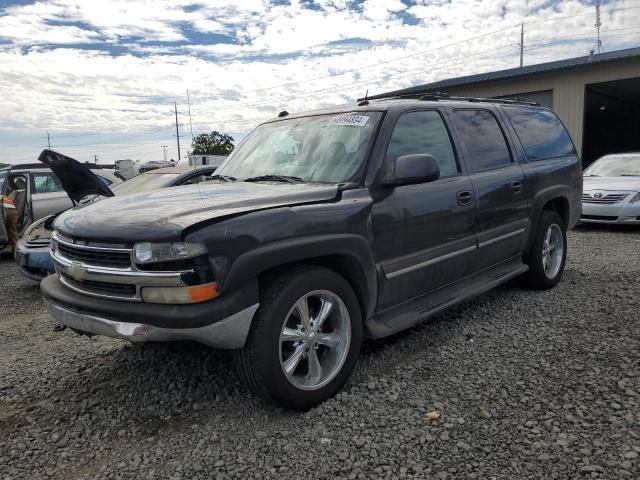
(209, 174), (237, 182)
(243, 174), (303, 184)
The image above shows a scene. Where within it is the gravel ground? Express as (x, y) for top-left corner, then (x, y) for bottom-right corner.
(1, 226), (639, 480)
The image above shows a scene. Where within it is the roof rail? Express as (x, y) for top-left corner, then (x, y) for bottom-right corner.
(362, 92), (540, 107)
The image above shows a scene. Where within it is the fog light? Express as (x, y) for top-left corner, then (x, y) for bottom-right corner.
(141, 282), (219, 304)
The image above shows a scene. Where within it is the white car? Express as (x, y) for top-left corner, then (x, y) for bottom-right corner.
(581, 153), (640, 224)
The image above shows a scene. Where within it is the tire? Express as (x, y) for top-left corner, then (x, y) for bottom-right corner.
(521, 210), (567, 290)
(234, 265), (362, 410)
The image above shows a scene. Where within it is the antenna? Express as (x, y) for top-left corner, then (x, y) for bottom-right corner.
(46, 131), (51, 150)
(358, 89), (370, 106)
(594, 0), (603, 54)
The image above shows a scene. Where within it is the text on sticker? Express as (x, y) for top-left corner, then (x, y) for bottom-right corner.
(327, 115), (370, 127)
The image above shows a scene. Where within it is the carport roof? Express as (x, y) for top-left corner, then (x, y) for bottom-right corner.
(370, 46), (640, 99)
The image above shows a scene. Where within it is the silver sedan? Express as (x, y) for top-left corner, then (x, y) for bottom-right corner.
(581, 153), (640, 224)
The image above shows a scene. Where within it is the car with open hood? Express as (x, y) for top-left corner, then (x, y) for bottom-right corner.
(0, 155), (122, 253)
(40, 95), (582, 409)
(11, 150), (218, 280)
(580, 153), (640, 224)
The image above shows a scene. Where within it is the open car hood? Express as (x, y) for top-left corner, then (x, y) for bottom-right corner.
(38, 149), (114, 203)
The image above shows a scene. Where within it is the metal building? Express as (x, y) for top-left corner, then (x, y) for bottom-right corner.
(373, 46), (640, 167)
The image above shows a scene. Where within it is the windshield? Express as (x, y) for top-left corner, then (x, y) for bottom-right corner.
(112, 172), (180, 195)
(217, 112), (382, 183)
(585, 155), (640, 177)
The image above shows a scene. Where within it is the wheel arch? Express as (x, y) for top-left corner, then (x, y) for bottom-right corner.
(526, 186), (572, 251)
(222, 234), (377, 320)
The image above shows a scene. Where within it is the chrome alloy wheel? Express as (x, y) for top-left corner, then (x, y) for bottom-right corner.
(542, 223), (564, 279)
(279, 290), (351, 391)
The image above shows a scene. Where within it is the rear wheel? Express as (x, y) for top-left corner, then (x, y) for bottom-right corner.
(521, 210), (567, 289)
(234, 266), (362, 410)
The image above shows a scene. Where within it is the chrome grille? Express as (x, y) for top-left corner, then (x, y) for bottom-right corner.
(61, 273), (137, 299)
(55, 235), (132, 269)
(581, 193), (628, 204)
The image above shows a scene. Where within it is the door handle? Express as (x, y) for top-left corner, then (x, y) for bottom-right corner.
(511, 181), (523, 194)
(457, 190), (474, 206)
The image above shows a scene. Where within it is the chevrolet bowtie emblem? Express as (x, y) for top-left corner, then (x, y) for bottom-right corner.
(68, 262), (87, 281)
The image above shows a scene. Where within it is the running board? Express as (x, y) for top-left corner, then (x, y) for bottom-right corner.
(365, 257), (528, 339)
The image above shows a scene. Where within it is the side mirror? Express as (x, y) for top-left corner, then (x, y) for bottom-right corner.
(381, 154), (440, 187)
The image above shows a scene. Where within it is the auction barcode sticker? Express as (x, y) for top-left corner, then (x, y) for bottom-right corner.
(327, 114), (370, 127)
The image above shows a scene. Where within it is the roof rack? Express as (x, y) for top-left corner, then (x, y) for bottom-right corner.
(360, 92), (540, 107)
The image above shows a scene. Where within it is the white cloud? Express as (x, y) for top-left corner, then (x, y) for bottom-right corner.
(1, 0), (640, 164)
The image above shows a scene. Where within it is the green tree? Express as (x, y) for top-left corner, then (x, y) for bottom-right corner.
(192, 131), (235, 156)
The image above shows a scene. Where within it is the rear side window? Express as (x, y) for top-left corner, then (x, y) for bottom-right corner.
(32, 173), (64, 193)
(503, 107), (575, 161)
(386, 110), (458, 178)
(451, 110), (512, 172)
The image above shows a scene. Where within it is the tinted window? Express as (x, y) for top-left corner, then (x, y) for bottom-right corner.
(504, 107), (575, 161)
(32, 173), (64, 193)
(97, 175), (113, 186)
(386, 111), (458, 177)
(452, 110), (512, 172)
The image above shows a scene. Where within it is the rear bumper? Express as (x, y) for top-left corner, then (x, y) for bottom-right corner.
(14, 238), (54, 281)
(40, 274), (259, 348)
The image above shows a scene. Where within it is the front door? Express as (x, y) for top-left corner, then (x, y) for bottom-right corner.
(449, 108), (530, 271)
(372, 109), (477, 309)
(0, 168), (9, 245)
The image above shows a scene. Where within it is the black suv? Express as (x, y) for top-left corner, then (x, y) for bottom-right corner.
(41, 95), (582, 409)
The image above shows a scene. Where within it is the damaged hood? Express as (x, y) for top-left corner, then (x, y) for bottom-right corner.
(55, 181), (340, 242)
(38, 150), (114, 203)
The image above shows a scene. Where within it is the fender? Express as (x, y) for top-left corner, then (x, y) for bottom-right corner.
(222, 234), (377, 318)
(527, 184), (573, 250)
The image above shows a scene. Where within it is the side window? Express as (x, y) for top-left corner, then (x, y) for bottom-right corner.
(452, 110), (512, 172)
(181, 174), (208, 185)
(503, 107), (575, 161)
(97, 176), (113, 186)
(32, 173), (64, 193)
(386, 110), (458, 178)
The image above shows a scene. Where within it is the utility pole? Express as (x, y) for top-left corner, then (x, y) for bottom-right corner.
(186, 89), (194, 142)
(46, 131), (51, 150)
(518, 23), (524, 68)
(161, 145), (168, 162)
(94, 154), (98, 164)
(595, 1), (603, 54)
(174, 101), (181, 161)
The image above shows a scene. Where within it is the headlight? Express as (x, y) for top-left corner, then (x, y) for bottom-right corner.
(133, 242), (208, 264)
(629, 192), (640, 203)
(24, 216), (50, 238)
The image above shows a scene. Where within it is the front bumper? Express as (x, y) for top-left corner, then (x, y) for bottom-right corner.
(41, 274), (259, 348)
(580, 201), (640, 224)
(14, 237), (55, 281)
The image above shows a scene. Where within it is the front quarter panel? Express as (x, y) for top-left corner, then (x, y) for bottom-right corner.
(184, 189), (377, 315)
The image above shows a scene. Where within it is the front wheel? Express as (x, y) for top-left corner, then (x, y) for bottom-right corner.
(521, 210), (567, 290)
(234, 266), (362, 409)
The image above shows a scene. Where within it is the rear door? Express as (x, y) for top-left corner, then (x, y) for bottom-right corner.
(30, 171), (74, 220)
(448, 107), (531, 271)
(0, 167), (9, 244)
